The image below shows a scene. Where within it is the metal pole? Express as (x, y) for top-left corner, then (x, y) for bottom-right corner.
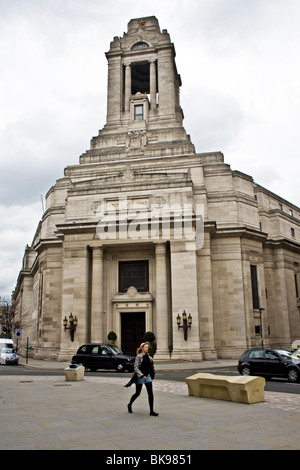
(26, 337), (29, 364)
(260, 310), (263, 348)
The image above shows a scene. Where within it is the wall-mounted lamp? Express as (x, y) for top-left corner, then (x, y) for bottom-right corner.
(177, 310), (192, 341)
(63, 313), (78, 342)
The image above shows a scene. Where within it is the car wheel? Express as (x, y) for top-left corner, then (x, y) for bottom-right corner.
(241, 366), (251, 376)
(116, 363), (125, 372)
(287, 368), (300, 383)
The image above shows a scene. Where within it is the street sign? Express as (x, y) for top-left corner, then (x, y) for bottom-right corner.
(15, 329), (22, 339)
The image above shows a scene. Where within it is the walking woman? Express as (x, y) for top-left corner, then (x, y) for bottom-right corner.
(127, 343), (159, 416)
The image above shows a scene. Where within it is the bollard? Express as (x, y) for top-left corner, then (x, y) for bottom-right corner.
(64, 363), (85, 381)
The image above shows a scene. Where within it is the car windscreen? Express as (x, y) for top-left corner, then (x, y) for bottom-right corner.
(275, 350), (293, 359)
(110, 346), (123, 355)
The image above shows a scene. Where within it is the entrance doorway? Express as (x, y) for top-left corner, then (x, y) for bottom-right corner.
(121, 312), (145, 356)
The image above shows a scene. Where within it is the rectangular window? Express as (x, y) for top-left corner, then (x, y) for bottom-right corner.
(291, 227), (295, 237)
(134, 104), (143, 120)
(255, 325), (261, 335)
(295, 274), (299, 298)
(250, 265), (260, 309)
(119, 260), (149, 292)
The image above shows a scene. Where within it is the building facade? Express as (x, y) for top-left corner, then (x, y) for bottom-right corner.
(13, 17), (300, 361)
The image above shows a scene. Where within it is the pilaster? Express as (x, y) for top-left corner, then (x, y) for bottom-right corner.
(58, 244), (90, 362)
(154, 243), (169, 359)
(124, 64), (131, 112)
(150, 60), (157, 110)
(170, 241), (203, 360)
(106, 55), (122, 124)
(91, 246), (104, 342)
(196, 232), (217, 360)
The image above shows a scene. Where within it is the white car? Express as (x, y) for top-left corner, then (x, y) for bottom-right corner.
(0, 348), (19, 365)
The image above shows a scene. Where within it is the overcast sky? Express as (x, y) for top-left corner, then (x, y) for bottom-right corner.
(1, 0), (300, 299)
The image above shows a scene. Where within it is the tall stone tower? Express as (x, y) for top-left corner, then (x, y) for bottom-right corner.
(81, 16), (195, 164)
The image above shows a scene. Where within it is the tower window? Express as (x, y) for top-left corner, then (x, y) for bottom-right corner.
(131, 62), (150, 95)
(134, 104), (144, 120)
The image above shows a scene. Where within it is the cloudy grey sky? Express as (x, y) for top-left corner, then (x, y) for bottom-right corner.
(1, 0), (300, 299)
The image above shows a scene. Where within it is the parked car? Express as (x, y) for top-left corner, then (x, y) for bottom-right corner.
(71, 343), (135, 372)
(237, 348), (300, 383)
(0, 348), (19, 365)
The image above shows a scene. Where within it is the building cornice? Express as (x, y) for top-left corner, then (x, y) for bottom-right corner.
(264, 237), (300, 253)
(212, 225), (268, 243)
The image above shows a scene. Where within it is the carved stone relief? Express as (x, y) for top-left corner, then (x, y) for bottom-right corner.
(125, 130), (147, 149)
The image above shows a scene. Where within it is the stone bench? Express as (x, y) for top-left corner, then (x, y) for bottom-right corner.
(186, 373), (265, 404)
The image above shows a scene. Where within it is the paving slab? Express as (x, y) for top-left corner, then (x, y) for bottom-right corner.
(0, 371), (300, 450)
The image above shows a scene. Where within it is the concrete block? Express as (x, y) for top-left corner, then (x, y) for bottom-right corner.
(64, 365), (85, 381)
(186, 373), (265, 404)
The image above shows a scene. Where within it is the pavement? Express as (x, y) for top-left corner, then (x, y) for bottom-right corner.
(1, 356), (300, 451)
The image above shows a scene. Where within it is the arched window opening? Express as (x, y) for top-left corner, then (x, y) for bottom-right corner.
(131, 42), (149, 51)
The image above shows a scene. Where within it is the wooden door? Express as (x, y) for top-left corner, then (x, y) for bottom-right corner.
(121, 312), (145, 356)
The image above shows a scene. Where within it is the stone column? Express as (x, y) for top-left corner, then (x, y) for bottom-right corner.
(124, 64), (131, 112)
(154, 243), (169, 359)
(196, 232), (217, 360)
(106, 56), (122, 124)
(157, 49), (176, 117)
(91, 247), (103, 342)
(150, 60), (157, 110)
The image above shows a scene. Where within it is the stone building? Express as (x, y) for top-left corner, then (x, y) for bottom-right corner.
(13, 16), (300, 361)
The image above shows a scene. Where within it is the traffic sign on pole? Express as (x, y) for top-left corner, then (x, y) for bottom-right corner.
(15, 329), (22, 340)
